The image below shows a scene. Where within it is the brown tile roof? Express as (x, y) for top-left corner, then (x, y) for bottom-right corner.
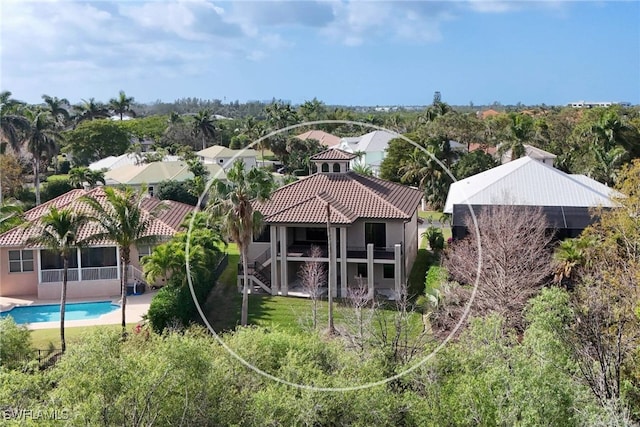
(254, 172), (422, 225)
(295, 130), (341, 147)
(310, 149), (357, 161)
(468, 143), (498, 156)
(0, 187), (193, 247)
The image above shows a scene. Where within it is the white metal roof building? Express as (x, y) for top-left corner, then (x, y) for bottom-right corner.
(444, 156), (622, 239)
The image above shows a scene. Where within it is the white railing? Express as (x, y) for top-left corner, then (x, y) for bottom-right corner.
(41, 269), (79, 283)
(80, 266), (118, 281)
(127, 265), (146, 284)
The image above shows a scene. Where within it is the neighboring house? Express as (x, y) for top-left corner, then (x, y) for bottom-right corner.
(444, 156), (621, 240)
(0, 188), (193, 299)
(246, 149), (423, 300)
(336, 130), (398, 177)
(104, 161), (226, 197)
(501, 144), (557, 167)
(196, 145), (258, 170)
(88, 153), (181, 171)
(295, 130), (341, 148)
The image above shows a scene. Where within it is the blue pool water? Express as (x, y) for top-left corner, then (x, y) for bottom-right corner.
(0, 301), (120, 324)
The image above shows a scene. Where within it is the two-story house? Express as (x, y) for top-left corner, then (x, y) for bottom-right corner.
(244, 149), (423, 299)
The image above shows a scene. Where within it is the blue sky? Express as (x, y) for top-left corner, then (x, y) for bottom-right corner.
(1, 0), (639, 107)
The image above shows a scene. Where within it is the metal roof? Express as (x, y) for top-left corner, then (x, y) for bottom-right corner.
(444, 156), (620, 213)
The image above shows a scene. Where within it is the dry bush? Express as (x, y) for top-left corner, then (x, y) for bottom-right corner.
(441, 205), (554, 332)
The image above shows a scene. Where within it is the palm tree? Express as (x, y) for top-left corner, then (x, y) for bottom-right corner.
(553, 236), (595, 286)
(499, 113), (535, 160)
(351, 162), (373, 176)
(23, 110), (62, 205)
(0, 91), (29, 155)
(0, 200), (23, 233)
(109, 90), (135, 121)
(41, 94), (71, 129)
(72, 98), (109, 124)
(26, 207), (89, 352)
(207, 160), (274, 326)
(69, 166), (105, 189)
(193, 110), (217, 150)
(81, 187), (163, 336)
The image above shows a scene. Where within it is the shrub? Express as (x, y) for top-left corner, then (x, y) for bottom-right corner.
(0, 317), (32, 369)
(41, 178), (74, 202)
(156, 180), (198, 206)
(58, 160), (71, 174)
(422, 226), (445, 252)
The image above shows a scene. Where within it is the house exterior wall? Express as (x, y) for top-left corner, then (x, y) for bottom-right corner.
(403, 210), (418, 278)
(203, 156), (257, 170)
(0, 248), (38, 296)
(38, 279), (121, 300)
(0, 244), (148, 299)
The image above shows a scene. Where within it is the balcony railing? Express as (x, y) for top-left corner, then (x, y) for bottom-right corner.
(273, 243), (400, 260)
(40, 266), (118, 283)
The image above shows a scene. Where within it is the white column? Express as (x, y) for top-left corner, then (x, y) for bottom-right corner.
(37, 249), (42, 284)
(367, 243), (374, 299)
(270, 226), (278, 295)
(330, 227), (338, 298)
(77, 248), (83, 281)
(394, 244), (402, 297)
(279, 226), (288, 296)
(340, 227), (347, 298)
(116, 246), (121, 281)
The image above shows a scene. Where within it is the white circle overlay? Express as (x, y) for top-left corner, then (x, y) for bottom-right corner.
(185, 119), (482, 392)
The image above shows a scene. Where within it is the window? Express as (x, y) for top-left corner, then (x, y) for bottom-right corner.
(253, 226), (271, 242)
(81, 247), (117, 267)
(41, 249), (78, 270)
(137, 245), (153, 261)
(356, 263), (367, 278)
(8, 250), (34, 273)
(365, 223), (386, 248)
(321, 163), (329, 172)
(332, 163), (341, 172)
(383, 264), (395, 279)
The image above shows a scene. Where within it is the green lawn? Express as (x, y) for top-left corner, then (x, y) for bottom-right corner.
(30, 324), (137, 349)
(418, 210), (444, 222)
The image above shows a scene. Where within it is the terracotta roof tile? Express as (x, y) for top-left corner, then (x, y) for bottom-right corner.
(254, 172), (422, 224)
(310, 149), (357, 161)
(0, 188), (193, 247)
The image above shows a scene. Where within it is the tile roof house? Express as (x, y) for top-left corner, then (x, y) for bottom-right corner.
(444, 156), (621, 240)
(295, 130), (342, 148)
(196, 145), (258, 171)
(336, 130), (398, 176)
(245, 149), (423, 299)
(0, 187), (193, 300)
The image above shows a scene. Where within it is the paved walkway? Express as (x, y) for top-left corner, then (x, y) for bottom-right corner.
(0, 291), (156, 330)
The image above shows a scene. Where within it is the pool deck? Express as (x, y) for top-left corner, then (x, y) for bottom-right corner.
(0, 291), (156, 330)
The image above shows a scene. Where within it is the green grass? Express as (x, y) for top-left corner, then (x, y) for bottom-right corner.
(218, 243), (240, 288)
(418, 210), (443, 221)
(44, 174), (70, 182)
(408, 249), (438, 298)
(30, 324), (137, 349)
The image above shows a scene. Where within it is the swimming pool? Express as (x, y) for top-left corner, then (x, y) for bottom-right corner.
(0, 301), (120, 324)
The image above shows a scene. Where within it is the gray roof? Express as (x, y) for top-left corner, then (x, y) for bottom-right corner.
(444, 156), (621, 213)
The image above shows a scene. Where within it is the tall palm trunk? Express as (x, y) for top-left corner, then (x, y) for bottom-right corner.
(120, 248), (130, 337)
(61, 257), (68, 353)
(241, 244), (249, 326)
(34, 160), (41, 206)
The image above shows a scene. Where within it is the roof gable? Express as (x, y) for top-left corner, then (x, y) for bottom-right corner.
(0, 188), (193, 247)
(444, 156), (620, 213)
(255, 172), (422, 224)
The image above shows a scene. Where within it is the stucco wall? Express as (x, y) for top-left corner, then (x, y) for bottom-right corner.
(38, 279), (121, 300)
(0, 248), (38, 296)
